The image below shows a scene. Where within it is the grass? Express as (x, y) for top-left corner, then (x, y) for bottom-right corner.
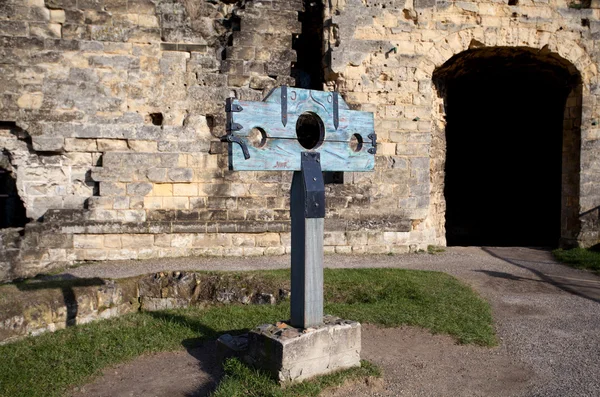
(211, 358), (381, 397)
(553, 248), (600, 274)
(427, 245), (446, 255)
(0, 268), (495, 397)
(323, 269), (495, 346)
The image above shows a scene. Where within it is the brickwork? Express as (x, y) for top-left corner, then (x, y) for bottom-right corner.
(1, 0), (600, 280)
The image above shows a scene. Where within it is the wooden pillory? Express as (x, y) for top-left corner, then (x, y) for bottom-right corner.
(222, 86), (376, 328)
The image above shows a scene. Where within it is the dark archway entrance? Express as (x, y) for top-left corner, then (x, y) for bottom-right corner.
(433, 48), (581, 247)
(0, 167), (27, 228)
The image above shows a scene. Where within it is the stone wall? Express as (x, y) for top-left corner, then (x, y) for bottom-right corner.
(0, 271), (290, 344)
(0, 0), (305, 280)
(1, 0), (600, 281)
(326, 0), (600, 247)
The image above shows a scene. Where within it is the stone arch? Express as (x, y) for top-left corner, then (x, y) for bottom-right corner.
(416, 28), (596, 82)
(423, 28), (592, 247)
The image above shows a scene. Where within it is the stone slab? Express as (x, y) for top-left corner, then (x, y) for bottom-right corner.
(244, 316), (361, 383)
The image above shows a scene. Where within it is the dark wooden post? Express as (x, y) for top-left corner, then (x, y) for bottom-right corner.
(290, 152), (325, 328)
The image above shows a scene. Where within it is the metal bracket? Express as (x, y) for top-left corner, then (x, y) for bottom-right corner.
(225, 101), (243, 113)
(226, 122), (242, 132)
(333, 92), (339, 130)
(281, 85), (288, 127)
(301, 152), (325, 218)
(367, 133), (377, 154)
(221, 134), (250, 160)
(223, 97), (249, 159)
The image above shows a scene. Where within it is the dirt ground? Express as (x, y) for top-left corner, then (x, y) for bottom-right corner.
(72, 325), (532, 397)
(70, 247), (600, 397)
(71, 341), (222, 397)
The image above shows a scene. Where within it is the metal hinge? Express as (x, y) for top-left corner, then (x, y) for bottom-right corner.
(301, 152), (325, 218)
(225, 98), (243, 113)
(367, 133), (377, 154)
(226, 122), (243, 132)
(221, 134), (250, 160)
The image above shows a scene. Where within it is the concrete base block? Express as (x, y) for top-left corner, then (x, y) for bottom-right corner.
(244, 315), (361, 383)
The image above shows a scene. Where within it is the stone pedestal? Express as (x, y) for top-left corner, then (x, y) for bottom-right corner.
(243, 316), (361, 383)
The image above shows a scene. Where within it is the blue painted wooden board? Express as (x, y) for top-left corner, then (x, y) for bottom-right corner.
(226, 87), (375, 172)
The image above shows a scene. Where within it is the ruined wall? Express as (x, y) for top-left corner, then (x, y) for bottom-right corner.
(326, 0), (600, 248)
(0, 0), (302, 280)
(0, 0), (299, 219)
(0, 271), (289, 344)
(1, 0), (600, 281)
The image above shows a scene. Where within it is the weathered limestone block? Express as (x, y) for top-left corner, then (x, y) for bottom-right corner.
(137, 271), (289, 310)
(0, 277), (138, 344)
(245, 316), (361, 383)
(30, 23), (62, 38)
(99, 182), (126, 196)
(97, 139), (128, 151)
(121, 234), (154, 248)
(168, 168), (193, 182)
(324, 231), (347, 246)
(17, 92), (44, 109)
(126, 182), (153, 196)
(116, 209), (146, 222)
(31, 136), (64, 152)
(128, 140), (157, 152)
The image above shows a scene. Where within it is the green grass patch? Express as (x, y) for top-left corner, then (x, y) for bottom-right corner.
(553, 248), (600, 273)
(323, 269), (495, 346)
(211, 358), (380, 397)
(427, 245), (446, 254)
(0, 268), (495, 397)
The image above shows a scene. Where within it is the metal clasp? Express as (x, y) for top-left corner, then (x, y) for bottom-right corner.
(367, 133), (377, 154)
(222, 98), (250, 159)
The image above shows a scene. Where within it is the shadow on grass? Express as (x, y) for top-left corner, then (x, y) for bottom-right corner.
(144, 311), (253, 397)
(181, 339), (224, 397)
(481, 247), (600, 304)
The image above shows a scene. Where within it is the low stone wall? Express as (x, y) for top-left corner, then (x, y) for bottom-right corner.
(0, 208), (425, 282)
(0, 271), (290, 345)
(0, 276), (139, 344)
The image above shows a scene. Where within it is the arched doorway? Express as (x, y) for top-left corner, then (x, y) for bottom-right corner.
(433, 47), (582, 247)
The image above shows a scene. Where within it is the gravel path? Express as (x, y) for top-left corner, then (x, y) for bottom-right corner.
(67, 247), (600, 397)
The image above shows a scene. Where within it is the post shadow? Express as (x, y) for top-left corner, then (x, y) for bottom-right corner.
(16, 274), (105, 328)
(177, 333), (225, 397)
(480, 247), (600, 304)
(145, 311), (255, 397)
